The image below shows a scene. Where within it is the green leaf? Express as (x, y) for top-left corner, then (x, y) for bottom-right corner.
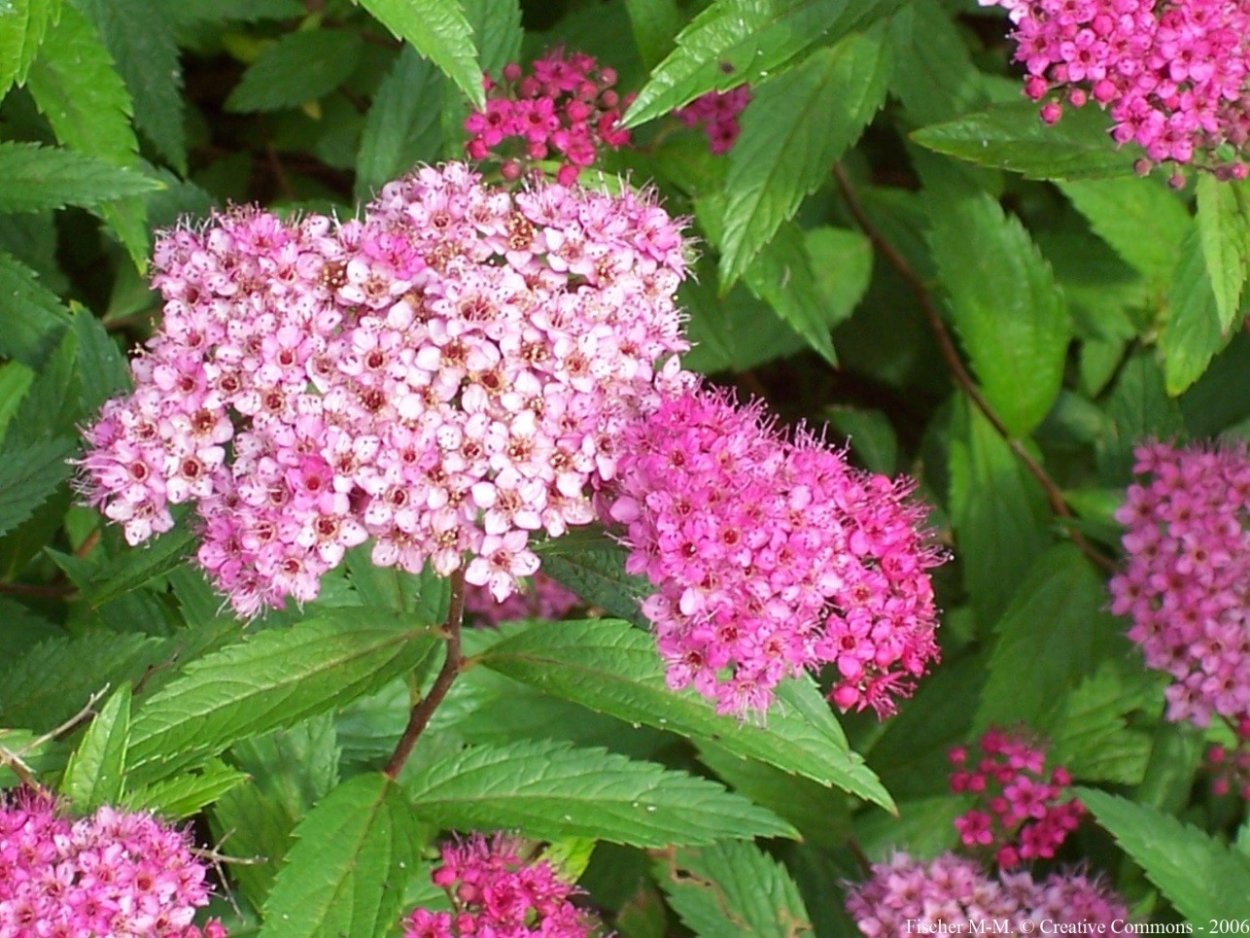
(806, 226), (873, 327)
(26, 3), (149, 267)
(355, 47), (443, 201)
(1078, 788), (1250, 923)
(403, 738), (797, 847)
(476, 619), (892, 809)
(947, 399), (1050, 626)
(0, 436), (76, 537)
(680, 275), (807, 374)
(1162, 229), (1226, 396)
(259, 773), (424, 938)
(1059, 177), (1192, 286)
(623, 0), (848, 128)
(1042, 662), (1158, 786)
(624, 0), (683, 69)
(459, 0), (521, 77)
(1196, 175), (1250, 330)
(0, 0), (60, 97)
(1095, 352), (1183, 483)
(0, 631), (164, 732)
(356, 0), (484, 110)
(537, 546), (651, 628)
(62, 681), (131, 811)
(654, 840), (813, 938)
(226, 29), (363, 113)
(77, 0), (185, 170)
(344, 547), (450, 621)
(81, 525), (194, 608)
(718, 31), (891, 287)
(975, 545), (1122, 731)
(126, 608), (439, 780)
(0, 244), (70, 372)
(71, 303), (130, 413)
(887, 0), (984, 124)
(740, 222), (839, 365)
(122, 758), (250, 817)
(824, 407), (897, 475)
(912, 100), (1137, 180)
(926, 184), (1070, 436)
(0, 142), (161, 213)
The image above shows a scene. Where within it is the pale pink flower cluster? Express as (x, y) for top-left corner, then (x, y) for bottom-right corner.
(606, 386), (943, 716)
(1109, 442), (1250, 728)
(464, 571), (581, 627)
(983, 0), (1250, 176)
(674, 87), (752, 154)
(950, 727), (1085, 869)
(466, 51), (632, 185)
(0, 792), (225, 938)
(403, 833), (598, 938)
(76, 163), (689, 617)
(845, 852), (1133, 937)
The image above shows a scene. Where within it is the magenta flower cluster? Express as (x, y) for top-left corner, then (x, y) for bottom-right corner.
(465, 51), (632, 185)
(949, 727), (1084, 869)
(983, 0), (1250, 176)
(464, 571), (581, 627)
(76, 163), (689, 617)
(1109, 442), (1250, 729)
(845, 852), (1133, 937)
(674, 86), (752, 155)
(403, 833), (598, 938)
(0, 792), (225, 938)
(606, 386), (943, 716)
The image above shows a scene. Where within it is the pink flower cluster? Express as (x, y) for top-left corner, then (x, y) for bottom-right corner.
(674, 87), (752, 154)
(845, 852), (1133, 937)
(76, 163), (689, 617)
(403, 833), (598, 938)
(983, 0), (1250, 176)
(0, 791), (225, 938)
(466, 51), (632, 185)
(1109, 442), (1250, 729)
(464, 571), (581, 627)
(605, 386), (943, 716)
(949, 728), (1085, 869)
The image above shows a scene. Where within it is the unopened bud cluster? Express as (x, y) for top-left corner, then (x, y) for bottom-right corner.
(404, 833), (598, 938)
(674, 87), (752, 155)
(465, 51), (631, 185)
(950, 727), (1084, 869)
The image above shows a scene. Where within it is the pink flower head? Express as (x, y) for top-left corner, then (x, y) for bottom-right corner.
(1110, 441), (1250, 731)
(949, 727), (1085, 868)
(403, 832), (599, 938)
(76, 164), (690, 617)
(605, 385), (944, 716)
(464, 50), (633, 183)
(845, 852), (1133, 936)
(983, 0), (1250, 177)
(0, 790), (226, 937)
(674, 86), (752, 154)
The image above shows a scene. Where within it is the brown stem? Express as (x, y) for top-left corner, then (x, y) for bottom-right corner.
(383, 567), (467, 779)
(832, 164), (1116, 574)
(0, 581), (76, 598)
(846, 836), (873, 876)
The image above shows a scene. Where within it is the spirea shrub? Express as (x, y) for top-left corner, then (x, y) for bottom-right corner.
(6, 0), (1250, 934)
